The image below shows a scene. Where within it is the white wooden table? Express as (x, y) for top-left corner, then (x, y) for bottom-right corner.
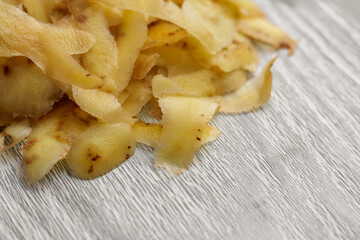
(1, 1), (359, 239)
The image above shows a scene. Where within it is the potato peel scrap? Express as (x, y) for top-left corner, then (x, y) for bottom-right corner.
(182, 0), (235, 51)
(70, 6), (118, 93)
(0, 119), (32, 151)
(0, 0), (295, 183)
(143, 21), (188, 50)
(121, 80), (153, 116)
(132, 53), (159, 80)
(152, 68), (248, 98)
(113, 10), (148, 93)
(133, 121), (221, 148)
(219, 58), (277, 113)
(145, 44), (203, 77)
(72, 87), (135, 124)
(237, 18), (297, 55)
(66, 122), (136, 180)
(0, 26), (96, 57)
(154, 97), (218, 174)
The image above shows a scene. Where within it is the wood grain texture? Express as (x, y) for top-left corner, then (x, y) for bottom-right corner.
(1, 0), (359, 239)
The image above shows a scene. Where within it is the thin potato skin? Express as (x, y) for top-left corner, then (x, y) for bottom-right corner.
(133, 121), (221, 148)
(154, 97), (218, 173)
(219, 58), (277, 113)
(72, 86), (135, 124)
(0, 27), (96, 57)
(132, 53), (159, 80)
(0, 119), (31, 151)
(121, 79), (153, 116)
(23, 101), (95, 183)
(144, 21), (188, 50)
(0, 0), (295, 182)
(237, 18), (297, 55)
(66, 123), (136, 180)
(71, 6), (118, 93)
(113, 10), (148, 94)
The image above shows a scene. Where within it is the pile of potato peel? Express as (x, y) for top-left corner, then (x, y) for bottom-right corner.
(0, 0), (296, 183)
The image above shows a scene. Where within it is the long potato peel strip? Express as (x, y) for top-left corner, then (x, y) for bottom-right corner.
(113, 10), (148, 94)
(184, 33), (259, 73)
(71, 6), (118, 92)
(0, 26), (96, 57)
(237, 18), (297, 55)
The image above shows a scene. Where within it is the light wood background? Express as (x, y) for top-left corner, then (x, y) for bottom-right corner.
(1, 0), (359, 239)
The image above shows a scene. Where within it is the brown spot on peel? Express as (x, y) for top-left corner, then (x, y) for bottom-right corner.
(23, 139), (37, 151)
(91, 155), (101, 161)
(76, 15), (87, 23)
(3, 65), (10, 76)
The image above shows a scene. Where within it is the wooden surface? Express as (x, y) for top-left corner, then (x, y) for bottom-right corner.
(1, 1), (360, 239)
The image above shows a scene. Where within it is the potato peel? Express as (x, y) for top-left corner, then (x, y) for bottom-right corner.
(219, 57), (277, 113)
(113, 10), (148, 94)
(66, 122), (136, 180)
(0, 26), (96, 58)
(152, 68), (248, 98)
(0, 119), (32, 152)
(143, 21), (188, 50)
(132, 53), (159, 80)
(70, 6), (118, 93)
(237, 18), (297, 55)
(72, 87), (135, 124)
(154, 97), (218, 174)
(133, 121), (221, 148)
